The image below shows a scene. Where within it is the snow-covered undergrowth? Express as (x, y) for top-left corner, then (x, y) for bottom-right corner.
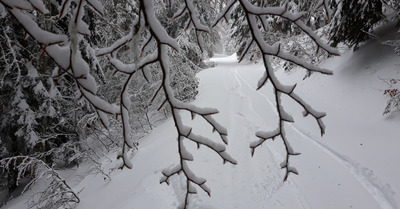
(2, 39), (400, 209)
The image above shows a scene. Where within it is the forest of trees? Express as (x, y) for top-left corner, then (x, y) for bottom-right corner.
(0, 0), (399, 208)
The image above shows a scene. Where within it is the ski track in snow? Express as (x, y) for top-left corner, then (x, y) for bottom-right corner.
(219, 63), (285, 208)
(4, 54), (398, 209)
(189, 56), (313, 208)
(200, 59), (312, 208)
(228, 66), (313, 207)
(290, 125), (397, 209)
(287, 179), (313, 209)
(227, 58), (397, 209)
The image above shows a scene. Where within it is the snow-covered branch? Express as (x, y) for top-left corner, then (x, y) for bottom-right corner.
(94, 0), (236, 206)
(0, 25), (24, 86)
(135, 1), (236, 208)
(212, 0), (239, 28)
(174, 0), (210, 52)
(96, 31), (134, 57)
(1, 0), (119, 127)
(215, 0), (337, 181)
(316, 0), (334, 21)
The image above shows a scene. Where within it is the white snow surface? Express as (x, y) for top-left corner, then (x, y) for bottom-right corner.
(2, 42), (400, 209)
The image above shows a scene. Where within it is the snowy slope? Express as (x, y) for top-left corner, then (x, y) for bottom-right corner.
(2, 43), (400, 209)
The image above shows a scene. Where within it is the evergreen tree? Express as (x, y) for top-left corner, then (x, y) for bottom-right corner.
(0, 0), (111, 202)
(0, 2), (81, 194)
(382, 0), (400, 55)
(329, 0), (384, 49)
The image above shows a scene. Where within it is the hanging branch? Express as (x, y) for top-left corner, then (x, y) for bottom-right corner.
(214, 0), (339, 181)
(1, 0), (118, 116)
(137, 1), (236, 208)
(174, 0), (210, 52)
(96, 0), (236, 206)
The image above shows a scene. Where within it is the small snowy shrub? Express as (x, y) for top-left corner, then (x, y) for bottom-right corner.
(382, 78), (400, 115)
(0, 154), (80, 209)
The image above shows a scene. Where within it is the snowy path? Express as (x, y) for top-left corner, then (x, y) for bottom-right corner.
(187, 55), (307, 209)
(190, 54), (398, 209)
(3, 52), (399, 209)
(228, 56), (397, 209)
(291, 125), (396, 209)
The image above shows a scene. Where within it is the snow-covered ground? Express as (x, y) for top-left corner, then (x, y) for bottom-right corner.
(2, 41), (400, 209)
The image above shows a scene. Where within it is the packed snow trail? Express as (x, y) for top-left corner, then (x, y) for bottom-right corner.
(230, 57), (397, 209)
(291, 125), (397, 209)
(3, 52), (400, 209)
(192, 54), (397, 209)
(182, 55), (301, 209)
